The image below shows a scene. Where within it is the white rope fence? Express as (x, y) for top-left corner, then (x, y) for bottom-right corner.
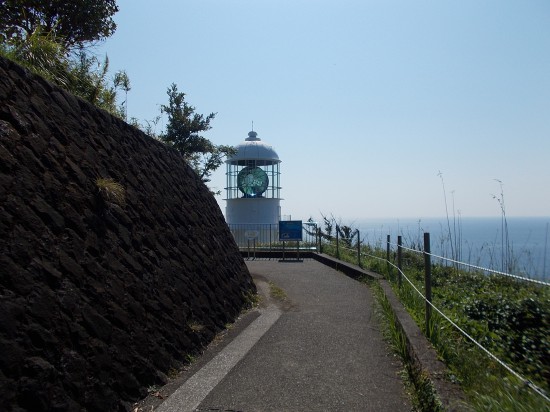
(391, 243), (550, 287)
(354, 246), (550, 403)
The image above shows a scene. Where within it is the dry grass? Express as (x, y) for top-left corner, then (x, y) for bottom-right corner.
(187, 321), (205, 333)
(96, 177), (126, 206)
(269, 282), (287, 301)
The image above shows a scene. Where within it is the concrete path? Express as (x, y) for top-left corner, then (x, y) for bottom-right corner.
(155, 259), (411, 411)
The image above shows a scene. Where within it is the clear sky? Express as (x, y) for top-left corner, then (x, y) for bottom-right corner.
(95, 0), (550, 221)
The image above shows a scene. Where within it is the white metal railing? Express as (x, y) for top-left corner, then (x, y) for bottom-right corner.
(227, 222), (319, 251)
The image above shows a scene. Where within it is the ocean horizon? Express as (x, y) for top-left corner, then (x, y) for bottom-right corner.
(348, 216), (550, 281)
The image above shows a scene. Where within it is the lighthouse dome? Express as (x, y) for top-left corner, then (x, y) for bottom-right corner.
(227, 131), (280, 166)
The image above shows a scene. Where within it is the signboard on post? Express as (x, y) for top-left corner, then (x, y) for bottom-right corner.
(279, 220), (303, 242)
(244, 230), (259, 240)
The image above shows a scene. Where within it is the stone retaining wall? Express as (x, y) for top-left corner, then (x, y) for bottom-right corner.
(0, 56), (255, 411)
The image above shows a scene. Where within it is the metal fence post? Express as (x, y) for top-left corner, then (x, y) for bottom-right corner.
(424, 232), (432, 331)
(386, 235), (391, 280)
(356, 229), (361, 267)
(397, 235), (403, 288)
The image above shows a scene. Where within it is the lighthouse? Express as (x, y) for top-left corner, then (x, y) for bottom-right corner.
(225, 130), (281, 235)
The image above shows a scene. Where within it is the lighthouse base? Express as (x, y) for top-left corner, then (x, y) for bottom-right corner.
(225, 198), (280, 225)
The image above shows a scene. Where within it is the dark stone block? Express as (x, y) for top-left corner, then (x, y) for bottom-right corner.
(3, 104), (31, 134)
(58, 250), (86, 281)
(65, 157), (89, 186)
(0, 132), (18, 173)
(29, 257), (63, 289)
(81, 305), (112, 342)
(30, 197), (65, 234)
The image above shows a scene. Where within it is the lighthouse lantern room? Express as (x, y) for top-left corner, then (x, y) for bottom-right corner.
(225, 130), (281, 226)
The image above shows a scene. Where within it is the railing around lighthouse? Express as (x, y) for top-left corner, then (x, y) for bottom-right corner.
(227, 222), (319, 252)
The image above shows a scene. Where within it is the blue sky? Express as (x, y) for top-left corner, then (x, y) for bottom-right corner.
(96, 0), (550, 221)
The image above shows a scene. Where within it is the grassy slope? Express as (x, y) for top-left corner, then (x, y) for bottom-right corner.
(323, 242), (549, 412)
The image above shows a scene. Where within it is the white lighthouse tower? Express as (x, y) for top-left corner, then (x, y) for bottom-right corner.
(225, 130), (281, 232)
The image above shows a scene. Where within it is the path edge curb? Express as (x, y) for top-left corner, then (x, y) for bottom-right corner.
(310, 252), (470, 411)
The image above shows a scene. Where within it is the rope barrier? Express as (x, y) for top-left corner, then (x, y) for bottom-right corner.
(329, 240), (550, 401)
(387, 242), (421, 254)
(355, 248), (550, 403)
(386, 242), (550, 287)
(429, 252), (550, 287)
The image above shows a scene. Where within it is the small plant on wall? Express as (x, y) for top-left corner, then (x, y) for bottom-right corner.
(96, 177), (126, 206)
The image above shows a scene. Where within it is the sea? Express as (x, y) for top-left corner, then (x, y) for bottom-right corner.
(352, 217), (550, 281)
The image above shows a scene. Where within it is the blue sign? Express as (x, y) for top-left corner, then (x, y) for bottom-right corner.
(279, 220), (303, 241)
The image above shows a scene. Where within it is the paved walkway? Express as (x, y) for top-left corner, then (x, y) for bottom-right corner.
(155, 259), (411, 411)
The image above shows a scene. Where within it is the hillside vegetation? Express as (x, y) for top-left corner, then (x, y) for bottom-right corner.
(322, 240), (549, 411)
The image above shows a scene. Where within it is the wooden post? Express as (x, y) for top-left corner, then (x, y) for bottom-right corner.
(386, 235), (391, 280)
(424, 232), (432, 331)
(356, 229), (361, 267)
(397, 235), (403, 288)
(336, 225), (340, 259)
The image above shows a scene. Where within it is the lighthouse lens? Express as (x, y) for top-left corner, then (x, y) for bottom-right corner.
(237, 166), (269, 197)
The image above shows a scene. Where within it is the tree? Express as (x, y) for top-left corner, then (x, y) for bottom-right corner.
(160, 83), (216, 155)
(160, 84), (235, 190)
(337, 225), (357, 248)
(190, 144), (235, 183)
(0, 0), (119, 48)
(0, 1), (121, 114)
(316, 213), (358, 246)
